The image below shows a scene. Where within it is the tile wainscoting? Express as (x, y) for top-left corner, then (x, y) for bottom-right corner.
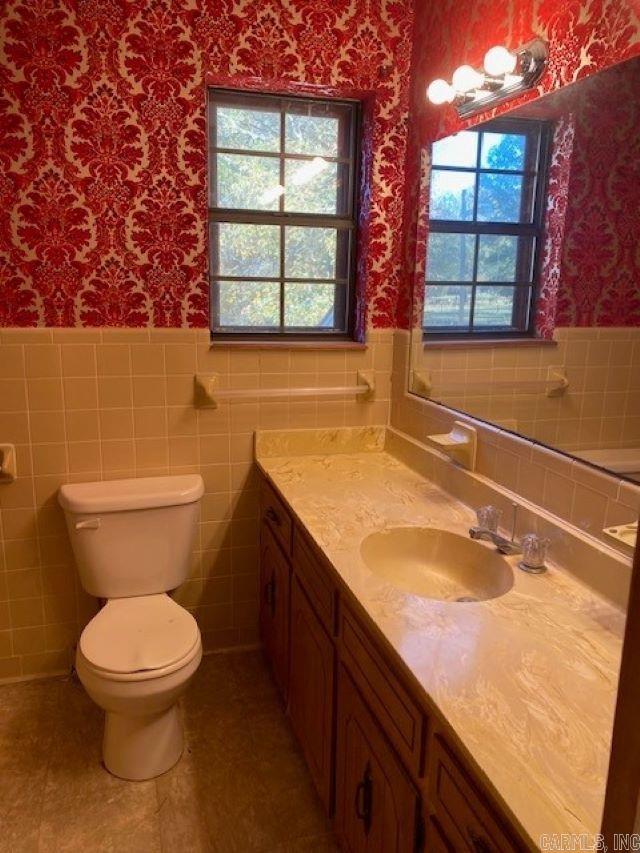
(0, 328), (392, 682)
(2, 324), (637, 682)
(410, 327), (640, 452)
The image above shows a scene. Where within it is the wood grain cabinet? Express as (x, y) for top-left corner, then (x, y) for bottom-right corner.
(288, 574), (336, 812)
(258, 473), (528, 853)
(428, 737), (520, 853)
(334, 664), (420, 853)
(259, 524), (290, 699)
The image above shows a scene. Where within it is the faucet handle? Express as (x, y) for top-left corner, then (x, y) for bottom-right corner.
(519, 533), (549, 573)
(476, 505), (501, 533)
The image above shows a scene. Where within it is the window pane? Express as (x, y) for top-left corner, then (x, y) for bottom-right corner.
(480, 132), (526, 170)
(477, 235), (521, 282)
(217, 281), (280, 328)
(285, 227), (338, 279)
(216, 106), (280, 152)
(284, 158), (339, 214)
(432, 131), (478, 168)
(286, 113), (339, 157)
(217, 223), (280, 277)
(430, 170), (475, 221)
(216, 154), (281, 210)
(285, 283), (336, 328)
(477, 172), (526, 222)
(426, 233), (474, 282)
(474, 286), (520, 327)
(423, 284), (472, 328)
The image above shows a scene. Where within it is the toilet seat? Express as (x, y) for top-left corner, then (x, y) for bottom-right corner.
(79, 594), (200, 681)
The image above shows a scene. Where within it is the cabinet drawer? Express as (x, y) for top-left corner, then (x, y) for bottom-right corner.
(260, 480), (293, 557)
(430, 737), (520, 853)
(339, 604), (425, 777)
(293, 529), (337, 634)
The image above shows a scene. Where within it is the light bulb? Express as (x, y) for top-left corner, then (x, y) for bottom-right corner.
(427, 79), (455, 105)
(451, 65), (484, 93)
(483, 45), (517, 76)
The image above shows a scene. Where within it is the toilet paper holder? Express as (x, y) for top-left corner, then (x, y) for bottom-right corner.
(0, 444), (17, 483)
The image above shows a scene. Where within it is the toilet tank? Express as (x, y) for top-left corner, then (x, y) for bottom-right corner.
(58, 475), (204, 598)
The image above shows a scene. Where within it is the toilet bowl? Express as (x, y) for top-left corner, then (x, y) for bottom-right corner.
(76, 593), (202, 780)
(59, 475), (204, 781)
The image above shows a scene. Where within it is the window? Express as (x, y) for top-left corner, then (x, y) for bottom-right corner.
(208, 89), (360, 338)
(423, 119), (550, 337)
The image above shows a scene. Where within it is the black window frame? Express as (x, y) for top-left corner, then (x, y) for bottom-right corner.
(207, 88), (361, 340)
(423, 117), (552, 340)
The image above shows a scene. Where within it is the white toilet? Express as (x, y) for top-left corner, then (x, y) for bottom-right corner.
(58, 474), (204, 781)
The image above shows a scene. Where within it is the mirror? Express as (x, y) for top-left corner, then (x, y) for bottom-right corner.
(409, 56), (640, 483)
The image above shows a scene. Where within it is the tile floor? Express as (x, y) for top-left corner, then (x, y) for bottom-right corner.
(0, 650), (338, 853)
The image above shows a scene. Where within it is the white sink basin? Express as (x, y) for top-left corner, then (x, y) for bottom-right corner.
(360, 527), (513, 603)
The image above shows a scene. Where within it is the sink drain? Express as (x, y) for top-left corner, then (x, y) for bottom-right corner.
(455, 596), (479, 603)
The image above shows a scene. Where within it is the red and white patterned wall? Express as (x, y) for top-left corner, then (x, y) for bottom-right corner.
(1, 0), (640, 330)
(536, 59), (640, 334)
(400, 0), (640, 331)
(0, 0), (413, 329)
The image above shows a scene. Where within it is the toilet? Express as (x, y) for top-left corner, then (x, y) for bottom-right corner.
(58, 474), (204, 781)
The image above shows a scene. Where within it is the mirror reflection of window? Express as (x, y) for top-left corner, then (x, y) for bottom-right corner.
(424, 120), (551, 337)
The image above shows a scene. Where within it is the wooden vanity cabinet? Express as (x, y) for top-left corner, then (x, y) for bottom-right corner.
(258, 474), (528, 853)
(428, 737), (519, 853)
(260, 480), (293, 556)
(339, 604), (425, 778)
(334, 664), (420, 853)
(288, 574), (336, 812)
(259, 524), (290, 699)
(427, 816), (456, 853)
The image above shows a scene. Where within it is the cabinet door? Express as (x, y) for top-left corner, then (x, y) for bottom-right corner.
(259, 524), (290, 698)
(335, 665), (420, 853)
(288, 575), (335, 812)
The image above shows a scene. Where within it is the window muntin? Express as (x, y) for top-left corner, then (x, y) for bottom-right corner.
(208, 90), (359, 338)
(424, 119), (550, 337)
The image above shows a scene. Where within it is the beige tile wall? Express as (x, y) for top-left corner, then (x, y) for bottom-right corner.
(394, 330), (640, 552)
(410, 327), (640, 451)
(0, 327), (392, 682)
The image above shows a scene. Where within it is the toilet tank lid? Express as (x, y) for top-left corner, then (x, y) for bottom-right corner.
(58, 474), (204, 513)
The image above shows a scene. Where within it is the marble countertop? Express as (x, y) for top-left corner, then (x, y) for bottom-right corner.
(255, 428), (624, 848)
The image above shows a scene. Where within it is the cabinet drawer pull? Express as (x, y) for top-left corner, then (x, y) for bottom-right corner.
(265, 506), (281, 526)
(467, 827), (492, 853)
(354, 762), (373, 835)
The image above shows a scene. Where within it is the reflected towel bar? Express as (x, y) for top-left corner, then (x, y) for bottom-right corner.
(194, 371), (375, 407)
(412, 367), (568, 399)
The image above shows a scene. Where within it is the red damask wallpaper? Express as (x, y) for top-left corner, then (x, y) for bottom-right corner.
(2, 0), (639, 331)
(400, 0), (640, 331)
(553, 59), (640, 327)
(0, 0), (413, 328)
(534, 115), (574, 337)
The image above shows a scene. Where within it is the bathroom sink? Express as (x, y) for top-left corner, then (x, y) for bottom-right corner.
(360, 527), (513, 603)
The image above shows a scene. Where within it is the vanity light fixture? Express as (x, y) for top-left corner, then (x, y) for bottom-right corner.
(427, 38), (548, 117)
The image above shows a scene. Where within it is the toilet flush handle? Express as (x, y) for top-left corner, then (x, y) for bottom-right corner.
(75, 518), (101, 531)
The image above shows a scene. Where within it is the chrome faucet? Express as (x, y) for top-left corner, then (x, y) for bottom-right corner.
(469, 526), (523, 555)
(469, 503), (523, 556)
